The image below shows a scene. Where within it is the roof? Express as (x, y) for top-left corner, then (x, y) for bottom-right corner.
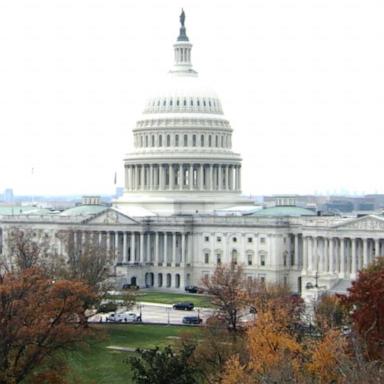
(249, 206), (315, 217)
(59, 205), (108, 217)
(0, 205), (53, 216)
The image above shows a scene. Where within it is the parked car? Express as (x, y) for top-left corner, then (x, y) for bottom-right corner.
(106, 312), (142, 323)
(182, 316), (202, 325)
(122, 283), (139, 290)
(184, 285), (199, 293)
(98, 301), (118, 313)
(172, 302), (194, 311)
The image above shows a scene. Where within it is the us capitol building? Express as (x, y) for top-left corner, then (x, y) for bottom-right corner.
(1, 12), (384, 296)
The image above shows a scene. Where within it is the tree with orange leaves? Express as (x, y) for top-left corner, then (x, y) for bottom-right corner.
(0, 268), (96, 384)
(341, 257), (384, 360)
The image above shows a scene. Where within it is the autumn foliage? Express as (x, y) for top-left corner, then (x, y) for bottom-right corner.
(342, 257), (384, 360)
(0, 268), (96, 384)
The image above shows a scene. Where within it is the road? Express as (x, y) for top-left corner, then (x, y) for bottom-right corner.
(89, 302), (215, 325)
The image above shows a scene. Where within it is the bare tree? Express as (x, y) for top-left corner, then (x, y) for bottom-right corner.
(57, 229), (116, 293)
(201, 263), (250, 332)
(1, 227), (61, 276)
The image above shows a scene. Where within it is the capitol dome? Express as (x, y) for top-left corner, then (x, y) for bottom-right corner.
(114, 11), (253, 215)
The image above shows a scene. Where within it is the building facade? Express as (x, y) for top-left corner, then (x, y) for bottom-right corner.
(1, 13), (384, 296)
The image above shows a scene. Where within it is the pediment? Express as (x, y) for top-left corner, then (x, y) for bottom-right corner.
(334, 215), (384, 231)
(82, 208), (139, 225)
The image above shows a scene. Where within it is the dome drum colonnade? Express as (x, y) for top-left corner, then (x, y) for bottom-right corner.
(124, 163), (241, 192)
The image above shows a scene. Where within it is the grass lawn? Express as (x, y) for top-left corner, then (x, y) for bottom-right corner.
(137, 291), (213, 307)
(64, 324), (201, 384)
(106, 291), (213, 308)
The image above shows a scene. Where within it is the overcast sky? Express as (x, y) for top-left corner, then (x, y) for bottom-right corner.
(0, 0), (383, 197)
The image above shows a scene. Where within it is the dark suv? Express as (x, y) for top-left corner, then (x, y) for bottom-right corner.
(172, 302), (194, 311)
(182, 316), (202, 325)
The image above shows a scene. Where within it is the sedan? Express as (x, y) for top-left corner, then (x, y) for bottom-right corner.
(172, 302), (194, 311)
(182, 316), (202, 325)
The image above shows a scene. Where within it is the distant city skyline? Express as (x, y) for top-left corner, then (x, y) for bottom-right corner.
(0, 1), (383, 196)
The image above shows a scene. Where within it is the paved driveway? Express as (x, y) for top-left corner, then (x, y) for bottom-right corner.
(89, 302), (214, 325)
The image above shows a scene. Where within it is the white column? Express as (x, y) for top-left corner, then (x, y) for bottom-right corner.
(169, 164), (174, 190)
(140, 165), (145, 190)
(164, 232), (168, 265)
(363, 238), (368, 267)
(147, 233), (151, 263)
(218, 165), (222, 191)
(172, 232), (177, 267)
(181, 233), (186, 265)
(188, 233), (193, 265)
(209, 164), (214, 191)
(131, 232), (136, 263)
(149, 164), (153, 190)
(123, 232), (127, 263)
(308, 237), (313, 271)
(140, 233), (144, 264)
(328, 238), (335, 273)
(238, 165), (242, 191)
(351, 238), (357, 276)
(155, 232), (159, 266)
(294, 235), (299, 269)
(225, 165), (229, 190)
(302, 237), (308, 272)
(106, 232), (110, 254)
(199, 164), (204, 190)
(189, 164), (193, 190)
(135, 166), (139, 190)
(340, 237), (345, 276)
(114, 232), (119, 261)
(179, 164), (183, 190)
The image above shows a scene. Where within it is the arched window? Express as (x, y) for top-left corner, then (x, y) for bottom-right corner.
(145, 136), (148, 147)
(190, 99), (194, 106)
(247, 252), (253, 266)
(183, 99), (187, 106)
(176, 99), (180, 106)
(208, 135), (212, 147)
(184, 134), (188, 146)
(197, 99), (200, 106)
(221, 136), (224, 147)
(204, 252), (210, 264)
(215, 135), (218, 147)
(166, 135), (170, 147)
(175, 134), (179, 147)
(201, 135), (204, 147)
(151, 135), (155, 147)
(163, 100), (166, 106)
(159, 135), (162, 147)
(170, 99), (173, 106)
(140, 136), (143, 147)
(192, 134), (196, 147)
(203, 99), (206, 107)
(231, 249), (238, 265)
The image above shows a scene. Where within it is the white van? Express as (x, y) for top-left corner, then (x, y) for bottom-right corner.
(106, 312), (141, 323)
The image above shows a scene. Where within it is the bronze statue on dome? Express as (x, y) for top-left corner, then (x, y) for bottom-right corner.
(180, 9), (185, 27)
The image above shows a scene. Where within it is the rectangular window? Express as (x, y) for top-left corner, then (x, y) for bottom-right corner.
(204, 253), (209, 264)
(216, 236), (221, 242)
(184, 135), (188, 146)
(248, 254), (253, 266)
(175, 135), (179, 147)
(248, 237), (253, 243)
(216, 254), (221, 264)
(204, 236), (209, 242)
(260, 237), (266, 244)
